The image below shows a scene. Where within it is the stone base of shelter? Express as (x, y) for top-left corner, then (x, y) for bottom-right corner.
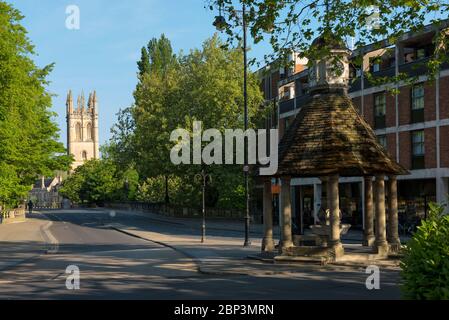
(271, 242), (401, 266)
(278, 243), (346, 264)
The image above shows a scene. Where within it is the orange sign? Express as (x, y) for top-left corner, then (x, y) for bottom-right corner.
(271, 184), (280, 194)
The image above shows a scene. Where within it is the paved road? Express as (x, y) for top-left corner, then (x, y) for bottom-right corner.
(0, 209), (402, 299)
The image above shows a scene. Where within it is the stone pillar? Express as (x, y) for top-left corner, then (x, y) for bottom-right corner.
(313, 183), (322, 224)
(436, 176), (449, 213)
(280, 177), (293, 250)
(374, 175), (389, 256)
(363, 176), (375, 246)
(328, 174), (344, 258)
(262, 180), (275, 252)
(387, 176), (401, 252)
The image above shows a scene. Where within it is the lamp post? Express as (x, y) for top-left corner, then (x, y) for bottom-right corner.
(213, 3), (251, 247)
(195, 169), (211, 243)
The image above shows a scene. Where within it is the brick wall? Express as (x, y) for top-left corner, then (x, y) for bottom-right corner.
(386, 133), (397, 160)
(271, 71), (280, 99)
(424, 81), (436, 122)
(279, 117), (285, 140)
(386, 93), (396, 127)
(440, 76), (449, 120)
(398, 85), (411, 125)
(399, 131), (411, 170)
(363, 94), (374, 127)
(424, 127), (437, 169)
(352, 96), (362, 114)
(441, 125), (449, 168)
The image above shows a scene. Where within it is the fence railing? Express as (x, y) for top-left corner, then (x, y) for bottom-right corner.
(105, 201), (246, 220)
(0, 206), (26, 224)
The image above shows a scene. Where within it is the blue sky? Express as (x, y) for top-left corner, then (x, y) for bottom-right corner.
(9, 0), (270, 147)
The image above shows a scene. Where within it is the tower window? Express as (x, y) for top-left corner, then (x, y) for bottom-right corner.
(87, 123), (92, 140)
(75, 123), (82, 141)
(82, 151), (87, 161)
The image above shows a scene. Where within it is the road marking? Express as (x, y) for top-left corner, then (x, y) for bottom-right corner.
(38, 213), (59, 254)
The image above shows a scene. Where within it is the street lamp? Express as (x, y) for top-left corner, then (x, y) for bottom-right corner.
(213, 4), (251, 247)
(195, 169), (212, 243)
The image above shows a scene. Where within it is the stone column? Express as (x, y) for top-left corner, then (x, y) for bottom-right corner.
(436, 177), (449, 214)
(363, 176), (375, 246)
(262, 180), (275, 252)
(313, 183), (322, 224)
(387, 176), (401, 252)
(374, 175), (389, 256)
(328, 174), (344, 258)
(280, 177), (293, 250)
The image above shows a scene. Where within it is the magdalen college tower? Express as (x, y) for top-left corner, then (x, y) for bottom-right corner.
(66, 90), (100, 169)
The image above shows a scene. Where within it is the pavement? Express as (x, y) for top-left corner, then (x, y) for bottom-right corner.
(103, 209), (402, 275)
(0, 213), (51, 271)
(0, 208), (403, 299)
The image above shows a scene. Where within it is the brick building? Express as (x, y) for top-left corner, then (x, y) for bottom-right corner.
(258, 22), (449, 231)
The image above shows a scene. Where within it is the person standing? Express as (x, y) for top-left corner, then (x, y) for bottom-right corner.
(27, 199), (34, 215)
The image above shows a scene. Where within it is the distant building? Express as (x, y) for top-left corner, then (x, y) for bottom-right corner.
(257, 21), (449, 229)
(66, 90), (100, 170)
(28, 90), (100, 207)
(29, 176), (63, 208)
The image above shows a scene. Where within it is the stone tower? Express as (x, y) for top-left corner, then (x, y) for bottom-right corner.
(66, 90), (100, 169)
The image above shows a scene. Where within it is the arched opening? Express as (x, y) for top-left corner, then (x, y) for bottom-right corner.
(82, 151), (87, 161)
(75, 122), (82, 141)
(86, 123), (92, 140)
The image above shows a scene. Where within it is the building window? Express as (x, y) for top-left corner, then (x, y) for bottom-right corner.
(86, 123), (92, 140)
(377, 135), (387, 149)
(374, 93), (386, 129)
(411, 83), (424, 123)
(285, 118), (291, 130)
(411, 130), (425, 169)
(82, 151), (87, 161)
(75, 122), (82, 141)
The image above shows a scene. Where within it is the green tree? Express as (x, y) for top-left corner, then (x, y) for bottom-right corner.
(107, 35), (263, 210)
(103, 107), (136, 171)
(401, 202), (449, 299)
(207, 0), (449, 81)
(132, 34), (180, 203)
(59, 160), (120, 205)
(174, 35), (263, 209)
(0, 1), (72, 208)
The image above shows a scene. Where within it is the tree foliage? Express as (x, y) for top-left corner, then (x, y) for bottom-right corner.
(105, 34), (264, 209)
(0, 1), (72, 208)
(59, 160), (138, 205)
(207, 0), (449, 81)
(400, 202), (449, 300)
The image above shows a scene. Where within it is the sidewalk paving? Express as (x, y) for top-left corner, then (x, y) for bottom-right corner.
(106, 206), (409, 243)
(104, 208), (402, 276)
(0, 214), (51, 272)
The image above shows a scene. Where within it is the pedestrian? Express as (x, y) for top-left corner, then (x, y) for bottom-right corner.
(27, 199), (34, 215)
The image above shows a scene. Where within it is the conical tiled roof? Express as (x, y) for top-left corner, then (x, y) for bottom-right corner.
(274, 93), (408, 177)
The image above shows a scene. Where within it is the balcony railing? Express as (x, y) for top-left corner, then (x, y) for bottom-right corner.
(398, 57), (431, 78)
(348, 57), (448, 94)
(279, 98), (295, 114)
